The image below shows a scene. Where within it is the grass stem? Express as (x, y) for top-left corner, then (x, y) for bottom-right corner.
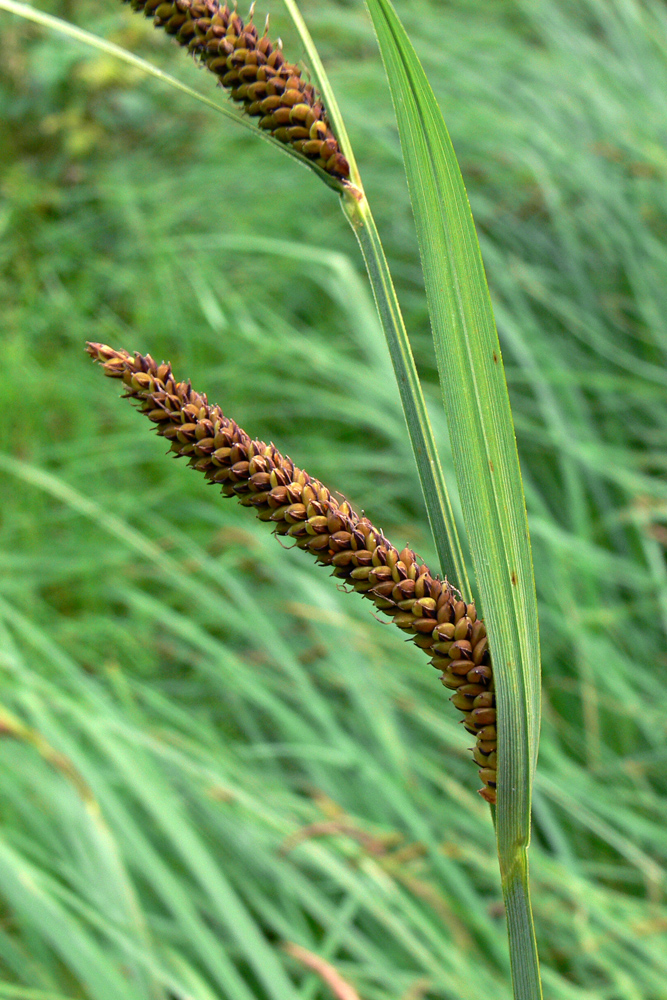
(342, 191), (471, 591)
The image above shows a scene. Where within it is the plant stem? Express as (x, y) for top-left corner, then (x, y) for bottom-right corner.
(503, 852), (543, 1000)
(342, 190), (470, 591)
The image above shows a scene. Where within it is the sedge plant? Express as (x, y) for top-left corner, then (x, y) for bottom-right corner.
(0, 0), (542, 997)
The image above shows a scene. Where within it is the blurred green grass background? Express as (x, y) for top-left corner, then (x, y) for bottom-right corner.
(1, 0), (666, 997)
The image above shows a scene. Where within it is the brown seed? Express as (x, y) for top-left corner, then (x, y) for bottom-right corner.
(473, 691), (494, 709)
(448, 659), (473, 676)
(450, 639), (472, 658)
(413, 597), (437, 616)
(471, 707), (496, 727)
(281, 88), (303, 107)
(249, 472), (271, 489)
(393, 579), (415, 600)
(412, 618), (438, 634)
(332, 550), (355, 568)
(304, 517), (328, 535)
(307, 534), (330, 552)
(325, 510), (344, 531)
(454, 617), (471, 641)
(329, 530), (351, 550)
(284, 503), (307, 522)
(473, 637), (489, 665)
(467, 664), (493, 684)
(471, 620), (486, 644)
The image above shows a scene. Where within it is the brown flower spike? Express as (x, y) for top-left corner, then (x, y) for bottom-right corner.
(126, 0), (350, 180)
(86, 343), (497, 802)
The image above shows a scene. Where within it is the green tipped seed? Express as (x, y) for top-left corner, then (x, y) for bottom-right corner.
(441, 672), (466, 689)
(479, 768), (497, 788)
(451, 692), (475, 711)
(413, 634), (435, 649)
(414, 597), (437, 616)
(393, 612), (417, 629)
(350, 566), (372, 581)
(458, 683), (486, 697)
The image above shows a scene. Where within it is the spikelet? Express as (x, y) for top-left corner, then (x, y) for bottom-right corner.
(126, 0), (350, 181)
(86, 343), (497, 802)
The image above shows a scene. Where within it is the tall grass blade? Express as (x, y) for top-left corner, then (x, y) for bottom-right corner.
(363, 0), (542, 996)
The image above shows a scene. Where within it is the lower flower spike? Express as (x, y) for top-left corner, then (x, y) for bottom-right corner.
(86, 342), (497, 803)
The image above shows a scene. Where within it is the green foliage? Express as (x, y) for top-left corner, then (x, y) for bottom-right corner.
(0, 1), (666, 998)
(362, 2), (540, 992)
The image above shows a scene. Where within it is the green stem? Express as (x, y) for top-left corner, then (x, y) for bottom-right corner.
(342, 191), (470, 591)
(502, 852), (543, 1000)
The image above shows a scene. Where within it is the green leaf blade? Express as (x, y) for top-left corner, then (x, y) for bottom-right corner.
(364, 1), (542, 996)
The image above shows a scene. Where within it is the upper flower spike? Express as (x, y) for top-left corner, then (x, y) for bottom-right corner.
(126, 0), (350, 180)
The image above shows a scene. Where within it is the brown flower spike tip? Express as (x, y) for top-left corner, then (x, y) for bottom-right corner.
(126, 0), (350, 181)
(86, 343), (497, 802)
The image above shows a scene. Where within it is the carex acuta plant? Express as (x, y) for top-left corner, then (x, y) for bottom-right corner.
(1, 0), (542, 994)
(87, 343), (499, 802)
